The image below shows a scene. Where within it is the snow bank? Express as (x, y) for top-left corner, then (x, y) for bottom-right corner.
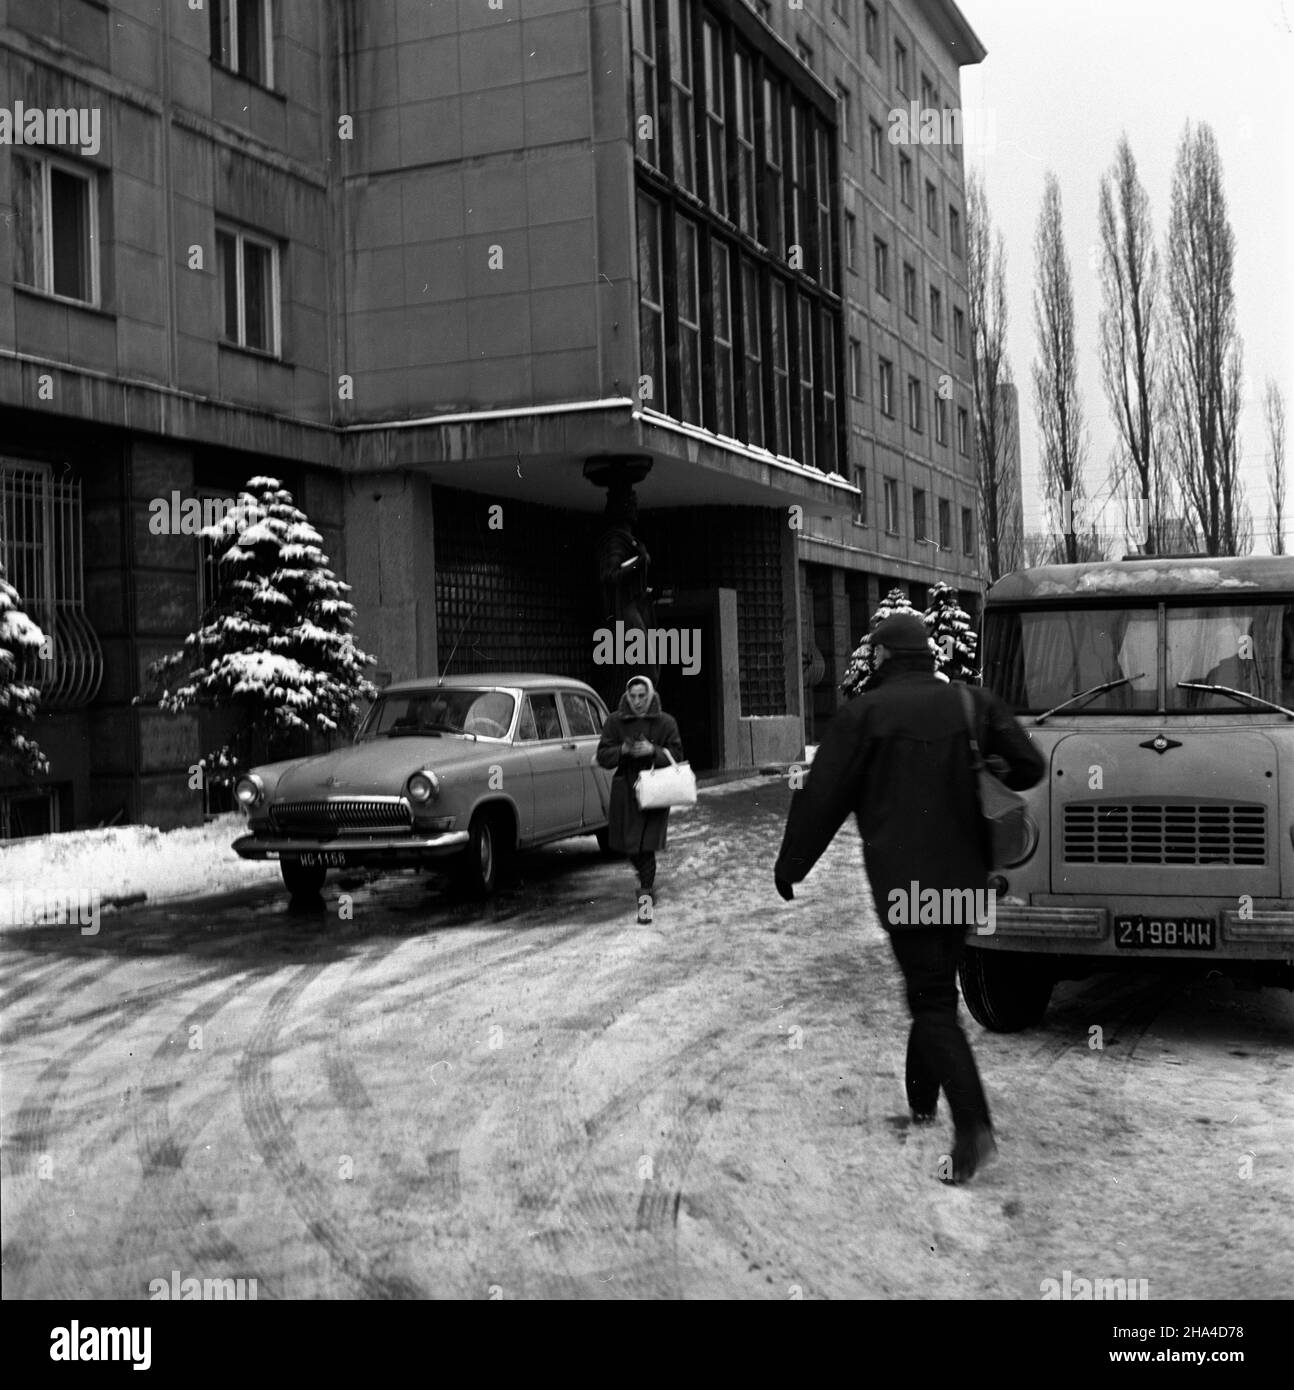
(0, 814), (277, 928)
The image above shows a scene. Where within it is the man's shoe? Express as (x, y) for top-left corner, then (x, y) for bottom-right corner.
(939, 1123), (997, 1185)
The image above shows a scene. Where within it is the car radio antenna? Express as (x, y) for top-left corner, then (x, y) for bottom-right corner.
(437, 595), (484, 687)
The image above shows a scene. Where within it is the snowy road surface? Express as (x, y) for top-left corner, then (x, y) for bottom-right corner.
(3, 781), (1291, 1299)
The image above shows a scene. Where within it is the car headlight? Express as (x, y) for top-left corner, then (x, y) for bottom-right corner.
(406, 770), (439, 804)
(234, 774), (264, 808)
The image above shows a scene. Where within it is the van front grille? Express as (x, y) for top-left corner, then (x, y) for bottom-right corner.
(1063, 802), (1266, 866)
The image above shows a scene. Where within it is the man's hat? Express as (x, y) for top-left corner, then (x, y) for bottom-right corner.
(872, 612), (931, 652)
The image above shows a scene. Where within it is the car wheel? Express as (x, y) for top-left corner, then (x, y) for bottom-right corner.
(959, 946), (1054, 1032)
(281, 857), (327, 902)
(460, 810), (501, 897)
(595, 827), (621, 858)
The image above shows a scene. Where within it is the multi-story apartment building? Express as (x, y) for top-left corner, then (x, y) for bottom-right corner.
(0, 0), (984, 833)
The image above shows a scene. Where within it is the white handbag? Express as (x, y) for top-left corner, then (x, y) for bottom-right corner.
(634, 750), (697, 810)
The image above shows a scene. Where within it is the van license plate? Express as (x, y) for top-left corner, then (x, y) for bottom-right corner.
(297, 851), (349, 868)
(1114, 917), (1215, 950)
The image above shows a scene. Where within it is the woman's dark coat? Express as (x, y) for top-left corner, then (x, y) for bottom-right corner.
(774, 660), (1044, 928)
(595, 688), (685, 853)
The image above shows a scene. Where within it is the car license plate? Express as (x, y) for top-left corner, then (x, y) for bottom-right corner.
(1114, 916), (1215, 950)
(296, 851), (349, 868)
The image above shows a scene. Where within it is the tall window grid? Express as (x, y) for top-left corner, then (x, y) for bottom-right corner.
(630, 0), (843, 471)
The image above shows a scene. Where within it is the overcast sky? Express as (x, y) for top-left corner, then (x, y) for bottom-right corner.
(958, 0), (1293, 554)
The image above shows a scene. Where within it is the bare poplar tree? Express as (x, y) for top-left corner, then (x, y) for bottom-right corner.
(1266, 378), (1288, 555)
(1163, 121), (1248, 555)
(967, 170), (1020, 580)
(1031, 172), (1088, 563)
(1097, 134), (1161, 553)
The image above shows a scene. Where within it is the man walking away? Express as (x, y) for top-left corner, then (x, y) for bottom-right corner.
(773, 612), (1044, 1184)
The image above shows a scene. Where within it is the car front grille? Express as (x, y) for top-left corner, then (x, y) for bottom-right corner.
(1063, 802), (1266, 866)
(268, 798), (412, 838)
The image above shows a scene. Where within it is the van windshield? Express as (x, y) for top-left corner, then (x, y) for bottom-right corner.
(984, 601), (1294, 714)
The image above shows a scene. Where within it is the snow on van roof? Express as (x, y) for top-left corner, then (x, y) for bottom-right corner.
(988, 556), (1294, 602)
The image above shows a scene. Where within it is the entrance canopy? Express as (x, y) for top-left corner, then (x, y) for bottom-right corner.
(343, 398), (858, 518)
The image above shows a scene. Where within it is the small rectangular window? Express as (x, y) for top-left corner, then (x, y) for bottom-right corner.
(844, 211), (857, 271)
(894, 39), (908, 94)
(929, 284), (943, 338)
(13, 154), (97, 305)
(902, 262), (917, 319)
(873, 237), (889, 297)
(884, 476), (899, 534)
(216, 223), (279, 353)
(953, 305), (966, 355)
(907, 375), (923, 431)
(869, 119), (885, 178)
(935, 393), (947, 444)
(938, 497), (952, 550)
(949, 205), (962, 256)
(852, 465), (868, 525)
(848, 337), (863, 397)
(864, 3), (879, 61)
(957, 405), (970, 455)
(836, 83), (852, 147)
(211, 0), (273, 86)
(962, 505), (974, 555)
(898, 152), (913, 208)
(878, 356), (893, 416)
(925, 179), (939, 233)
(913, 487), (928, 541)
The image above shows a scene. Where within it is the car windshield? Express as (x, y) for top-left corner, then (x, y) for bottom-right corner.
(985, 601), (1294, 713)
(356, 689), (516, 740)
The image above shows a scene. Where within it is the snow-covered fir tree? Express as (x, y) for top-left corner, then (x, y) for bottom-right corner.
(840, 587), (923, 697)
(143, 477), (376, 781)
(924, 581), (980, 683)
(0, 563), (49, 778)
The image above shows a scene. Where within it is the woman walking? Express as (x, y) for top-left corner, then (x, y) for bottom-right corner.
(596, 675), (684, 908)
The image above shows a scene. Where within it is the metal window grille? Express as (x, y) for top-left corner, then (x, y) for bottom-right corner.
(0, 461), (104, 708)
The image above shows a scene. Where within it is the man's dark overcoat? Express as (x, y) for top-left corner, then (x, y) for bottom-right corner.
(775, 661), (1045, 923)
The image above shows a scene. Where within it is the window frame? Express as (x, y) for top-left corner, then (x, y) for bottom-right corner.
(873, 236), (889, 298)
(907, 374), (923, 432)
(925, 179), (939, 234)
(902, 261), (917, 320)
(913, 486), (928, 542)
(898, 151), (913, 208)
(210, 0), (275, 88)
(878, 356), (893, 417)
(215, 221), (281, 356)
(13, 152), (99, 308)
(884, 476), (900, 535)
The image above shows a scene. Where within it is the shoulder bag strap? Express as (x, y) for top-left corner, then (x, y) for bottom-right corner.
(956, 684), (986, 773)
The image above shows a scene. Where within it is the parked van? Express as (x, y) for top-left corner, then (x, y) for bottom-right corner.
(965, 555), (1294, 1030)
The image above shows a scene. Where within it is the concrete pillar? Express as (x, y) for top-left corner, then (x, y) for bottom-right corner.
(342, 470), (439, 685)
(90, 438), (203, 829)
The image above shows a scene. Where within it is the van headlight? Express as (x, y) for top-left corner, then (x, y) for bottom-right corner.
(1002, 811), (1039, 867)
(406, 771), (439, 804)
(234, 774), (264, 808)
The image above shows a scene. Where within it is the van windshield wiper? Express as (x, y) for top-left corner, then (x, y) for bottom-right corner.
(1034, 675), (1142, 724)
(1176, 682), (1294, 719)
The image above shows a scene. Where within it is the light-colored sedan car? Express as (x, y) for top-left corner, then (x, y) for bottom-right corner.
(232, 674), (615, 901)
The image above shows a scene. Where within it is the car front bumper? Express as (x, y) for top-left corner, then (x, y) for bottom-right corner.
(233, 831), (471, 863)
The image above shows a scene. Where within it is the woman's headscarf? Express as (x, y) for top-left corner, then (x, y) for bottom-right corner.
(625, 674), (656, 702)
